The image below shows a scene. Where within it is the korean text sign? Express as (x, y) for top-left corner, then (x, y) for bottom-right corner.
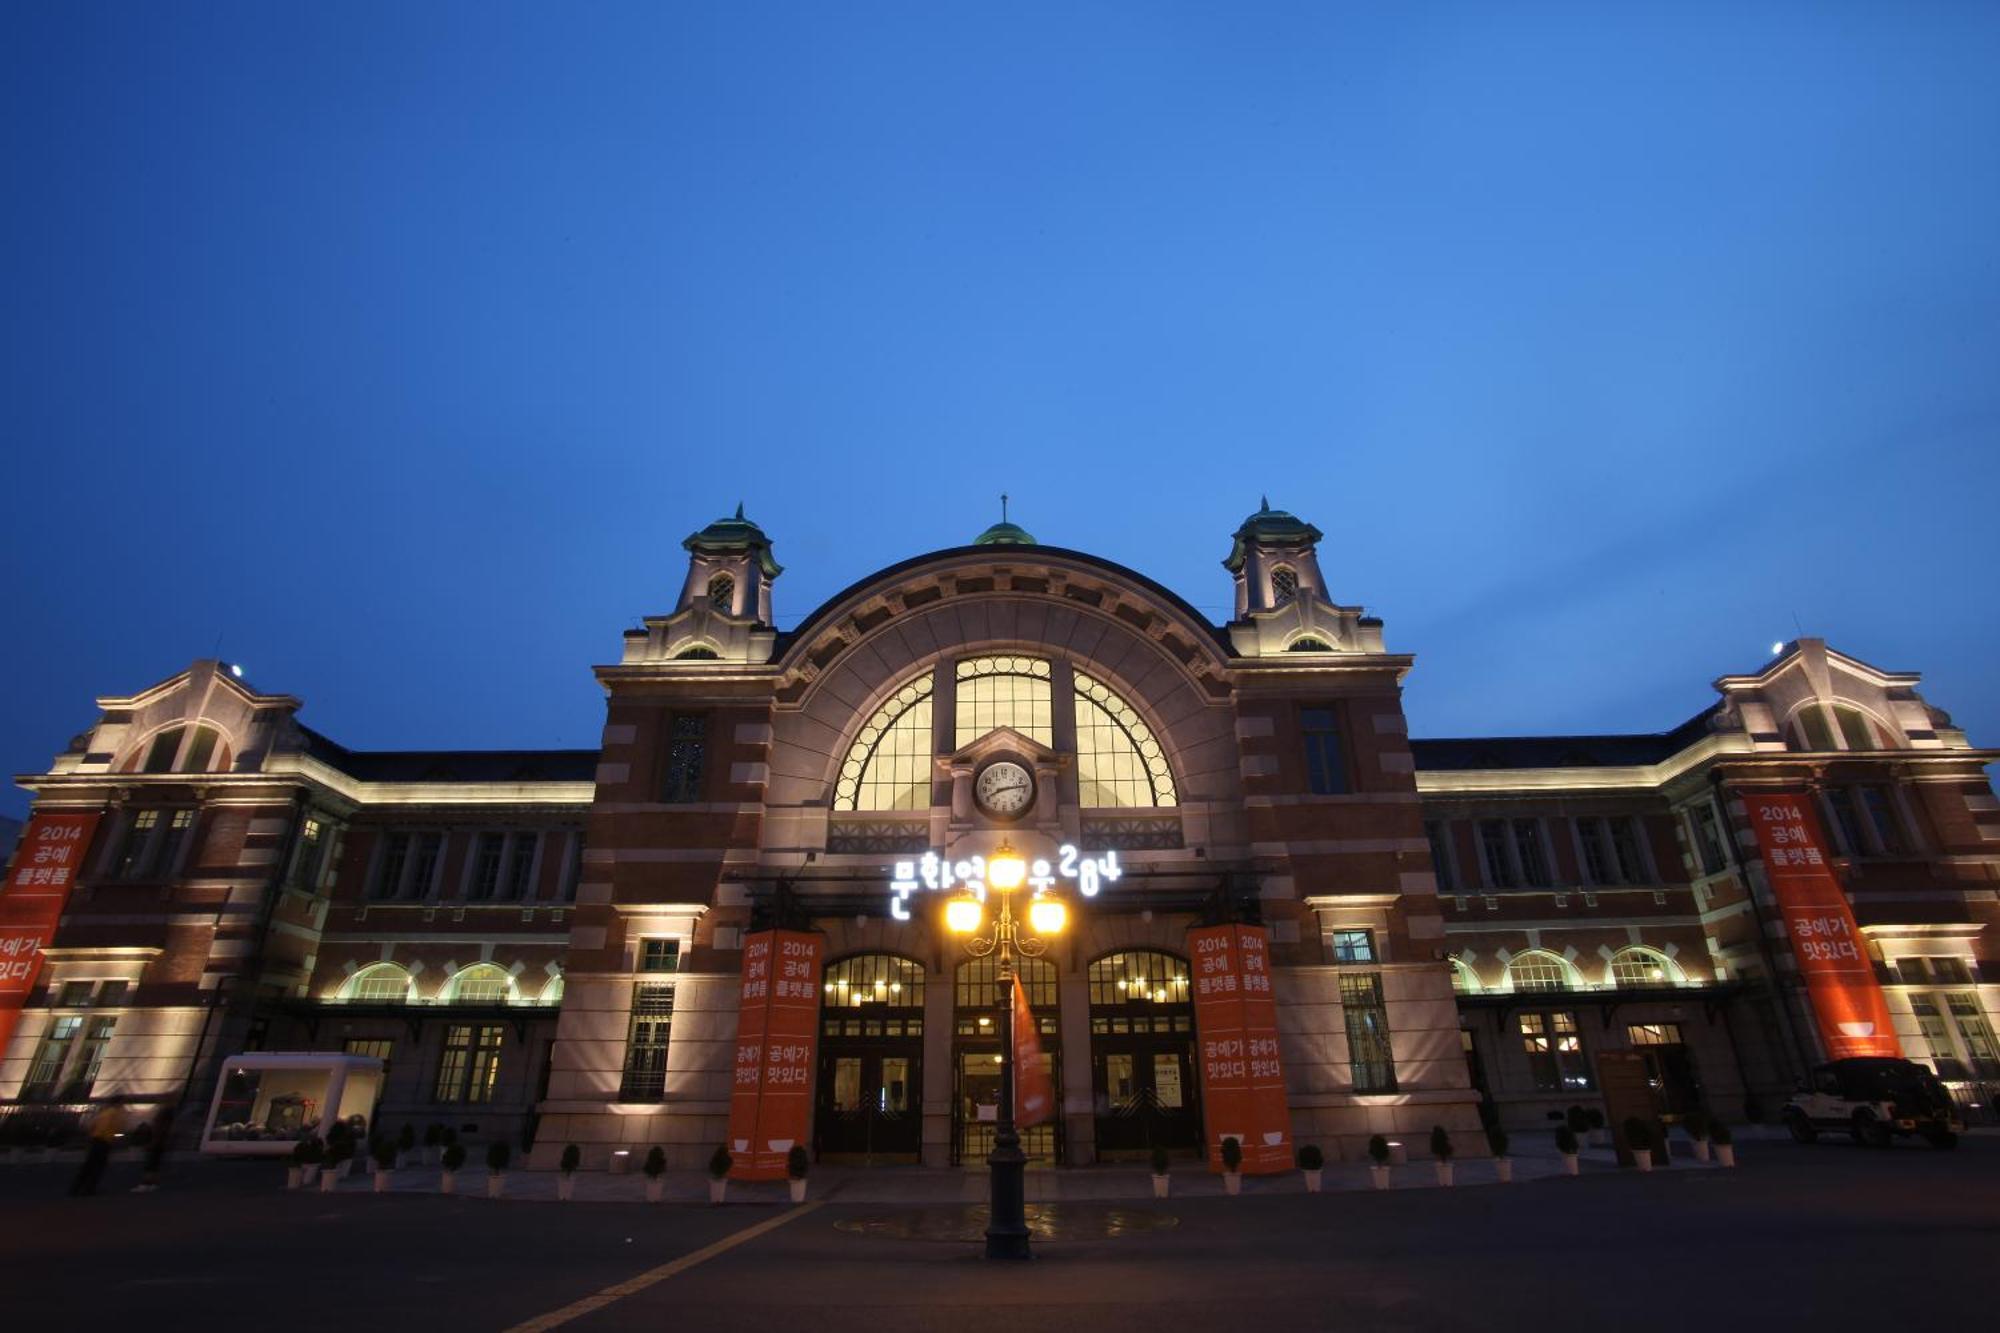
(725, 929), (825, 1180)
(0, 813), (102, 1057)
(1186, 923), (1292, 1174)
(1740, 791), (1900, 1060)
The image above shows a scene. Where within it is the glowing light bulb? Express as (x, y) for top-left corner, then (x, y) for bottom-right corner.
(945, 894), (985, 935)
(988, 840), (1028, 892)
(1029, 896), (1068, 935)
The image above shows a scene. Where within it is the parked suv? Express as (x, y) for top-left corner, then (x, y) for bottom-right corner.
(1782, 1058), (1961, 1148)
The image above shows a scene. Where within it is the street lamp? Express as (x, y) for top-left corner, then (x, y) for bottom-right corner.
(946, 838), (1066, 1260)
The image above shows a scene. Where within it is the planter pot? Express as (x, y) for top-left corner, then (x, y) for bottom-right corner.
(1222, 1172), (1241, 1196)
(1632, 1149), (1653, 1173)
(320, 1168), (341, 1193)
(1151, 1174), (1170, 1199)
(1303, 1168), (1322, 1193)
(373, 1170), (390, 1193)
(341, 1158), (357, 1179)
(1370, 1165), (1391, 1190)
(557, 1175), (575, 1201)
(1560, 1153), (1580, 1177)
(440, 1171), (456, 1196)
(645, 1177), (665, 1203)
(1589, 1130), (1609, 1149)
(301, 1165), (320, 1187)
(788, 1178), (807, 1204)
(1691, 1140), (1711, 1163)
(1494, 1158), (1513, 1184)
(286, 1166), (303, 1191)
(1715, 1144), (1736, 1169)
(487, 1173), (506, 1199)
(708, 1178), (727, 1204)
(426, 1147), (442, 1167)
(1434, 1162), (1454, 1187)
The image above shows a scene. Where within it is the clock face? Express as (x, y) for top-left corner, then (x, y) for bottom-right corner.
(974, 760), (1035, 818)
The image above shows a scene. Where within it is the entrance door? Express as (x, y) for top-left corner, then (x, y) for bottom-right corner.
(954, 1048), (1061, 1165)
(815, 1050), (920, 1160)
(1628, 1023), (1703, 1118)
(1092, 1042), (1198, 1155)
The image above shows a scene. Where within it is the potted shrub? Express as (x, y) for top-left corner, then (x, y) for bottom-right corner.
(1554, 1126), (1580, 1176)
(423, 1123), (446, 1166)
(397, 1123), (418, 1168)
(1219, 1136), (1244, 1195)
(371, 1136), (398, 1192)
(288, 1136), (322, 1190)
(1367, 1133), (1391, 1190)
(1297, 1143), (1324, 1193)
(1710, 1119), (1736, 1168)
(707, 1143), (732, 1204)
(786, 1144), (811, 1203)
(643, 1146), (668, 1203)
(322, 1131), (353, 1191)
(1486, 1124), (1512, 1183)
(1652, 1119), (1673, 1167)
(440, 1141), (465, 1194)
(1583, 1107), (1607, 1148)
(1430, 1125), (1454, 1186)
(486, 1141), (511, 1199)
(1623, 1117), (1655, 1172)
(1149, 1145), (1171, 1198)
(558, 1143), (582, 1201)
(1682, 1110), (1712, 1164)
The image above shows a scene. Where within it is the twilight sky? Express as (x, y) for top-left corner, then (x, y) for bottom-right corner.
(4, 2), (1998, 817)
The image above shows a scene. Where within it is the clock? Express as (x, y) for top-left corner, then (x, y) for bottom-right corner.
(974, 760), (1035, 819)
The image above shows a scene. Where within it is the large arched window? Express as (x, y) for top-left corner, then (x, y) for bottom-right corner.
(1607, 947), (1683, 989)
(341, 963), (415, 1004)
(134, 723), (229, 774)
(822, 954), (926, 1010)
(1073, 672), (1178, 808)
(955, 656), (1053, 747)
(443, 963), (515, 1005)
(1506, 951), (1577, 993)
(1087, 951), (1192, 1034)
(538, 968), (565, 1005)
(833, 672), (936, 811)
(1449, 957), (1481, 994)
(1787, 702), (1891, 752)
(955, 955), (1058, 1036)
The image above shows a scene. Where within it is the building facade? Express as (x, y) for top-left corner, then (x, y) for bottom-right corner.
(5, 505), (1997, 1166)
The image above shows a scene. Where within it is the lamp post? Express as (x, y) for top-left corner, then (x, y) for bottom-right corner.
(946, 839), (1067, 1260)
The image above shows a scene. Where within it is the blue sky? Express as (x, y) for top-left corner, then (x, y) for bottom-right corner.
(3, 2), (1997, 815)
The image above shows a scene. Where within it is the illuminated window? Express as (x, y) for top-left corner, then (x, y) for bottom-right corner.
(708, 573), (735, 613)
(638, 938), (681, 973)
(539, 971), (564, 1005)
(1271, 566), (1298, 605)
(292, 815), (331, 888)
(1287, 636), (1332, 652)
(1507, 951), (1575, 993)
(1330, 929), (1375, 963)
(1608, 948), (1679, 989)
(343, 1038), (394, 1076)
(674, 645), (720, 660)
(1626, 1023), (1684, 1047)
(663, 714), (707, 803)
(822, 955), (926, 1011)
(21, 1016), (83, 1101)
(834, 672), (935, 811)
(446, 963), (514, 1005)
(955, 656), (1052, 747)
(1341, 972), (1397, 1092)
(1087, 952), (1192, 1035)
(1073, 671), (1177, 808)
(1449, 957), (1480, 993)
(1519, 1011), (1593, 1090)
(435, 1024), (504, 1104)
(620, 983), (674, 1102)
(954, 955), (1058, 1037)
(344, 964), (415, 1004)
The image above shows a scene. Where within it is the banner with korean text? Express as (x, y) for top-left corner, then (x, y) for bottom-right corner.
(1187, 923), (1291, 1174)
(726, 929), (824, 1180)
(1740, 790), (1901, 1060)
(0, 813), (102, 1058)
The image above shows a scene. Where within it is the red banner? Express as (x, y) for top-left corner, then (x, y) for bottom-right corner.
(0, 812), (102, 1059)
(1012, 971), (1053, 1128)
(1740, 790), (1901, 1060)
(1187, 923), (1291, 1174)
(725, 929), (823, 1180)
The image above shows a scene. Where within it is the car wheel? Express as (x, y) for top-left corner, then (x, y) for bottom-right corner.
(1851, 1109), (1891, 1148)
(1785, 1111), (1817, 1144)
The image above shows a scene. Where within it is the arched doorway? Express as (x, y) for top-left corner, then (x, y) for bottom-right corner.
(1088, 951), (1200, 1159)
(815, 954), (925, 1163)
(952, 954), (1062, 1166)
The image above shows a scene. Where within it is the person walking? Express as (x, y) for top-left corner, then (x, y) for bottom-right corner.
(69, 1099), (128, 1196)
(132, 1103), (173, 1193)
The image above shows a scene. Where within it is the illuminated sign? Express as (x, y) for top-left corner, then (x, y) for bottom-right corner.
(887, 846), (1122, 920)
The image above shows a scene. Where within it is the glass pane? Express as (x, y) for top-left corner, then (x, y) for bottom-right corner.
(831, 1058), (862, 1111)
(1105, 1053), (1135, 1106)
(1152, 1053), (1184, 1108)
(880, 1057), (910, 1113)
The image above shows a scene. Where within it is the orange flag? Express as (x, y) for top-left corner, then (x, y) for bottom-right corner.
(1012, 972), (1054, 1128)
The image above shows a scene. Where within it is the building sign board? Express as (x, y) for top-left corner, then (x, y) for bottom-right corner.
(725, 928), (825, 1180)
(887, 846), (1121, 920)
(1739, 790), (1901, 1060)
(1186, 922), (1292, 1174)
(0, 813), (101, 1060)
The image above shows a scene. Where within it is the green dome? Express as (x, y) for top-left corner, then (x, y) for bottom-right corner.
(973, 520), (1037, 546)
(684, 503), (783, 577)
(1223, 497), (1322, 572)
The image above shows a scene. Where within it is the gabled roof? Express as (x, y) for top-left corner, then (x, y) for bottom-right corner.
(297, 727), (598, 783)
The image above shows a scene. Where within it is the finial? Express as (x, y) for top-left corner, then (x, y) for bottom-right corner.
(734, 502), (745, 520)
(1260, 494), (1270, 512)
(1001, 492), (1009, 523)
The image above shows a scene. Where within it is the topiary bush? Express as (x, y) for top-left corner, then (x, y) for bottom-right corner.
(560, 1144), (581, 1174)
(1554, 1126), (1579, 1155)
(787, 1144), (810, 1180)
(1150, 1145), (1170, 1176)
(1296, 1143), (1324, 1171)
(1622, 1117), (1654, 1152)
(486, 1141), (511, 1173)
(643, 1146), (667, 1179)
(1485, 1124), (1509, 1158)
(707, 1144), (732, 1180)
(1367, 1134), (1390, 1165)
(1219, 1136), (1243, 1173)
(1429, 1125), (1454, 1161)
(442, 1142), (466, 1172)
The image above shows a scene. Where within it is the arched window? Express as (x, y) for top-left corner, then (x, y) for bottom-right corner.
(1831, 705), (1879, 750)
(1449, 957), (1480, 994)
(1271, 566), (1298, 606)
(342, 963), (415, 1004)
(833, 671), (936, 811)
(708, 573), (735, 613)
(444, 963), (515, 1005)
(1286, 636), (1333, 652)
(1072, 671), (1177, 808)
(1087, 951), (1192, 1032)
(955, 656), (1052, 747)
(136, 723), (228, 774)
(1608, 947), (1681, 989)
(1506, 951), (1576, 993)
(822, 954), (926, 1010)
(1788, 702), (1891, 752)
(539, 969), (565, 1005)
(955, 955), (1059, 1037)
(674, 645), (720, 660)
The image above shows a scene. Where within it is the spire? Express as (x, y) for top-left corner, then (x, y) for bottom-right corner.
(974, 494), (1036, 546)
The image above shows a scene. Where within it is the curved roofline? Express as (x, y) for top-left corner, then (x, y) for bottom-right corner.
(775, 543), (1234, 661)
